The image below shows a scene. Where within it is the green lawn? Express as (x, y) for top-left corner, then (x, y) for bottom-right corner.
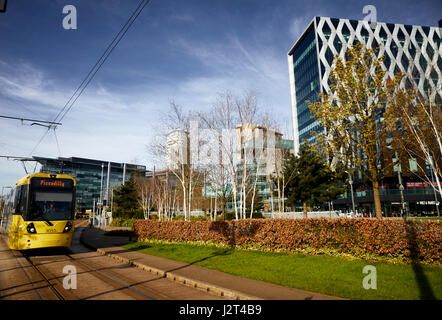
(123, 241), (442, 300)
(406, 217), (442, 222)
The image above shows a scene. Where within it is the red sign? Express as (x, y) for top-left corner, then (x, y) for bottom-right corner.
(406, 182), (428, 188)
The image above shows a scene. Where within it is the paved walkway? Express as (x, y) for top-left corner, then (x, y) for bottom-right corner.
(80, 226), (344, 300)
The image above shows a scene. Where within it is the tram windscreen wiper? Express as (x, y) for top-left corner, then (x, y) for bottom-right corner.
(42, 218), (54, 226)
(31, 216), (54, 226)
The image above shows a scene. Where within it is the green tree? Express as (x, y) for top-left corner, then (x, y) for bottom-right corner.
(284, 144), (344, 217)
(113, 177), (139, 217)
(307, 42), (403, 219)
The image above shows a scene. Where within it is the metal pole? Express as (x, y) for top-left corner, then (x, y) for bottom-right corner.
(348, 171), (356, 216)
(105, 161), (111, 226)
(164, 170), (169, 218)
(122, 163), (126, 185)
(430, 166), (440, 217)
(111, 188), (114, 213)
(100, 163), (104, 203)
(398, 170), (406, 221)
(0, 187), (4, 229)
(99, 163), (104, 227)
(394, 152), (406, 220)
(106, 162), (111, 204)
(153, 166), (156, 217)
(92, 198), (95, 227)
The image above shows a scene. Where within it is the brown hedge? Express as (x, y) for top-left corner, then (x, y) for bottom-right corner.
(133, 218), (442, 264)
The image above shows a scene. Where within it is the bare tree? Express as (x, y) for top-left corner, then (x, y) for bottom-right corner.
(235, 91), (262, 219)
(149, 101), (191, 220)
(197, 91), (240, 219)
(150, 90), (283, 220)
(135, 176), (154, 219)
(386, 68), (442, 200)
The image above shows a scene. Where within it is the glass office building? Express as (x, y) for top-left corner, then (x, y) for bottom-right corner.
(33, 156), (146, 212)
(289, 24), (322, 151)
(288, 16), (442, 154)
(287, 17), (442, 215)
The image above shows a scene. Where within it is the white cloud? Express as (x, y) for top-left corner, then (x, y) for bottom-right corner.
(289, 16), (313, 41)
(0, 60), (162, 186)
(171, 34), (290, 109)
(169, 13), (194, 23)
(0, 30), (294, 187)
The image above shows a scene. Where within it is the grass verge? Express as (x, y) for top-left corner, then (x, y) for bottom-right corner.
(123, 240), (442, 300)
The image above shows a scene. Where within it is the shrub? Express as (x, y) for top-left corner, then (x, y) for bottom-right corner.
(110, 217), (136, 227)
(133, 218), (442, 265)
(132, 209), (145, 219)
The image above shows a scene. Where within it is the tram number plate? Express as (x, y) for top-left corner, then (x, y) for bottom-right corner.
(46, 228), (57, 233)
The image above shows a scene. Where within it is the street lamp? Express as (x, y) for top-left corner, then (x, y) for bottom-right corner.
(346, 170), (356, 216)
(100, 163), (104, 204)
(430, 164), (440, 217)
(399, 182), (406, 221)
(395, 152), (406, 221)
(99, 163), (104, 227)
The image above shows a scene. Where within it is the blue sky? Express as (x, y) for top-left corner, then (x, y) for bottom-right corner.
(0, 0), (441, 188)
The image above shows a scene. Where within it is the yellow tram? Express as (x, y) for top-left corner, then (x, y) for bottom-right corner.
(1, 173), (76, 250)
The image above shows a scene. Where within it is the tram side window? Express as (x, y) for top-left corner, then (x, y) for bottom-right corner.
(5, 188), (15, 214)
(12, 186), (28, 215)
(18, 186), (28, 214)
(13, 187), (21, 214)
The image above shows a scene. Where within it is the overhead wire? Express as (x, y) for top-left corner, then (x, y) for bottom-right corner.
(28, 0), (151, 157)
(57, 0), (151, 125)
(54, 0), (150, 127)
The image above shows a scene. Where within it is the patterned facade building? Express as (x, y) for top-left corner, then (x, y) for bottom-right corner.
(287, 17), (442, 215)
(288, 16), (441, 154)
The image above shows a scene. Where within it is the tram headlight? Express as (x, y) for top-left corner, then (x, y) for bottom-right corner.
(63, 221), (72, 233)
(27, 223), (36, 234)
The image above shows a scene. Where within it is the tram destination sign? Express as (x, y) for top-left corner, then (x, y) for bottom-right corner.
(31, 177), (74, 189)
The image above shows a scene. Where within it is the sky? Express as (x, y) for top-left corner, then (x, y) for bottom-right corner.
(0, 0), (441, 189)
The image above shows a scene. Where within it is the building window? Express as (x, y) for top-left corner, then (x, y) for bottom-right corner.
(409, 158), (418, 172)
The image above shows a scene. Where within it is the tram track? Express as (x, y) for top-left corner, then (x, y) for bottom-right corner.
(3, 220), (223, 300)
(15, 219), (158, 300)
(22, 244), (158, 300)
(22, 253), (66, 300)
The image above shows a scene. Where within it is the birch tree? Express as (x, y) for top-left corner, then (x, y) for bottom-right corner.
(385, 70), (442, 199)
(135, 176), (154, 219)
(198, 90), (270, 219)
(198, 91), (239, 219)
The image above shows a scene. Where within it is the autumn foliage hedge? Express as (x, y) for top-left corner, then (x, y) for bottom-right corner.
(133, 218), (442, 265)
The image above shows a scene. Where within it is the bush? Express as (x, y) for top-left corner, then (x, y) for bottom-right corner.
(132, 209), (145, 219)
(133, 218), (442, 265)
(110, 217), (136, 227)
(215, 211), (264, 220)
(222, 211), (236, 220)
(149, 213), (158, 220)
